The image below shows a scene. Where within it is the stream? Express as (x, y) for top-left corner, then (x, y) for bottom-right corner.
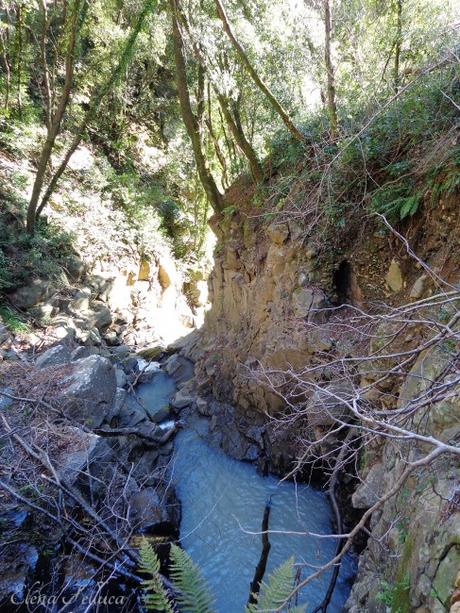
(137, 369), (357, 612)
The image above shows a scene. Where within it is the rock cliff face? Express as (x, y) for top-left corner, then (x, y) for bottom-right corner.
(188, 188), (460, 612)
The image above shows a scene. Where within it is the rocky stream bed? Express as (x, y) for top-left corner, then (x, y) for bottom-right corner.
(0, 337), (357, 612)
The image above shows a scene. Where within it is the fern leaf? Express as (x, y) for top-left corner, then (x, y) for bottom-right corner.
(169, 544), (215, 613)
(138, 538), (175, 612)
(246, 557), (306, 612)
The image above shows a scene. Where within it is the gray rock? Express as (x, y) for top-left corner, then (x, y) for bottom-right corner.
(292, 286), (328, 319)
(71, 346), (99, 361)
(113, 393), (148, 428)
(128, 488), (169, 531)
(60, 355), (116, 428)
(0, 542), (38, 604)
(36, 344), (71, 369)
(87, 301), (112, 330)
(104, 330), (121, 346)
(149, 405), (170, 423)
(10, 279), (52, 309)
(57, 427), (100, 485)
(165, 354), (194, 385)
(246, 425), (265, 445)
(307, 382), (354, 428)
(171, 388), (193, 410)
(115, 368), (127, 388)
(65, 254), (85, 281)
(68, 289), (91, 313)
(0, 324), (10, 346)
(49, 315), (77, 340)
(352, 463), (385, 509)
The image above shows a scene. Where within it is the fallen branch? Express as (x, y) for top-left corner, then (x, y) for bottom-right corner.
(247, 500), (272, 606)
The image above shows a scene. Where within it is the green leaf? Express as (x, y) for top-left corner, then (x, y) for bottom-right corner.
(169, 544), (215, 613)
(246, 557), (306, 613)
(138, 538), (174, 612)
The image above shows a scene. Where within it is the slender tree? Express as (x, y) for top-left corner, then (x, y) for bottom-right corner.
(216, 91), (263, 182)
(323, 0), (338, 138)
(27, 0), (156, 233)
(393, 0), (403, 92)
(169, 0), (224, 213)
(26, 0), (84, 234)
(214, 0), (304, 142)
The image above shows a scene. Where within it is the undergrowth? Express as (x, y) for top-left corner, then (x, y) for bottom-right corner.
(0, 306), (31, 333)
(265, 63), (460, 231)
(0, 198), (76, 291)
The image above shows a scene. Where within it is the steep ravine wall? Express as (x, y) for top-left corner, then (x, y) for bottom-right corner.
(187, 191), (460, 612)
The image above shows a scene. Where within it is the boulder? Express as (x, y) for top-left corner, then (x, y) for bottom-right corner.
(137, 344), (164, 360)
(10, 279), (52, 310)
(164, 354), (194, 385)
(170, 388), (193, 410)
(68, 288), (91, 313)
(36, 344), (71, 369)
(60, 355), (116, 428)
(115, 368), (127, 389)
(49, 315), (77, 340)
(158, 258), (176, 290)
(386, 258), (403, 292)
(0, 542), (38, 604)
(149, 404), (170, 423)
(86, 301), (112, 330)
(103, 330), (121, 346)
(65, 254), (85, 281)
(292, 287), (328, 319)
(352, 463), (385, 508)
(128, 488), (169, 531)
(409, 273), (428, 300)
(56, 427), (101, 485)
(70, 346), (99, 361)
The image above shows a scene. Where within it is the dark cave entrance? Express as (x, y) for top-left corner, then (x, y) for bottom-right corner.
(333, 260), (353, 305)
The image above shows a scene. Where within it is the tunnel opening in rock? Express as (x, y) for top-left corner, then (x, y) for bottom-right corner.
(333, 260), (353, 305)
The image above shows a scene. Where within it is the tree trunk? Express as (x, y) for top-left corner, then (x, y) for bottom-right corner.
(15, 2), (23, 115)
(26, 0), (83, 233)
(0, 28), (11, 111)
(323, 0), (338, 139)
(217, 91), (263, 182)
(393, 0), (403, 92)
(170, 0), (223, 213)
(32, 0), (154, 226)
(214, 0), (304, 142)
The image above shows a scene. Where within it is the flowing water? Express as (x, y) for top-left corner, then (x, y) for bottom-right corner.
(138, 372), (356, 612)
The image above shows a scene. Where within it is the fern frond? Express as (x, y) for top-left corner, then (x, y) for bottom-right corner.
(169, 544), (215, 613)
(138, 538), (175, 612)
(246, 557), (306, 613)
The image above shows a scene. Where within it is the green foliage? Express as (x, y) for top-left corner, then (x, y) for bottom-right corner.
(0, 306), (30, 333)
(246, 557), (306, 613)
(138, 538), (174, 613)
(169, 543), (215, 613)
(0, 210), (75, 291)
(376, 575), (411, 613)
(140, 542), (304, 613)
(371, 184), (421, 221)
